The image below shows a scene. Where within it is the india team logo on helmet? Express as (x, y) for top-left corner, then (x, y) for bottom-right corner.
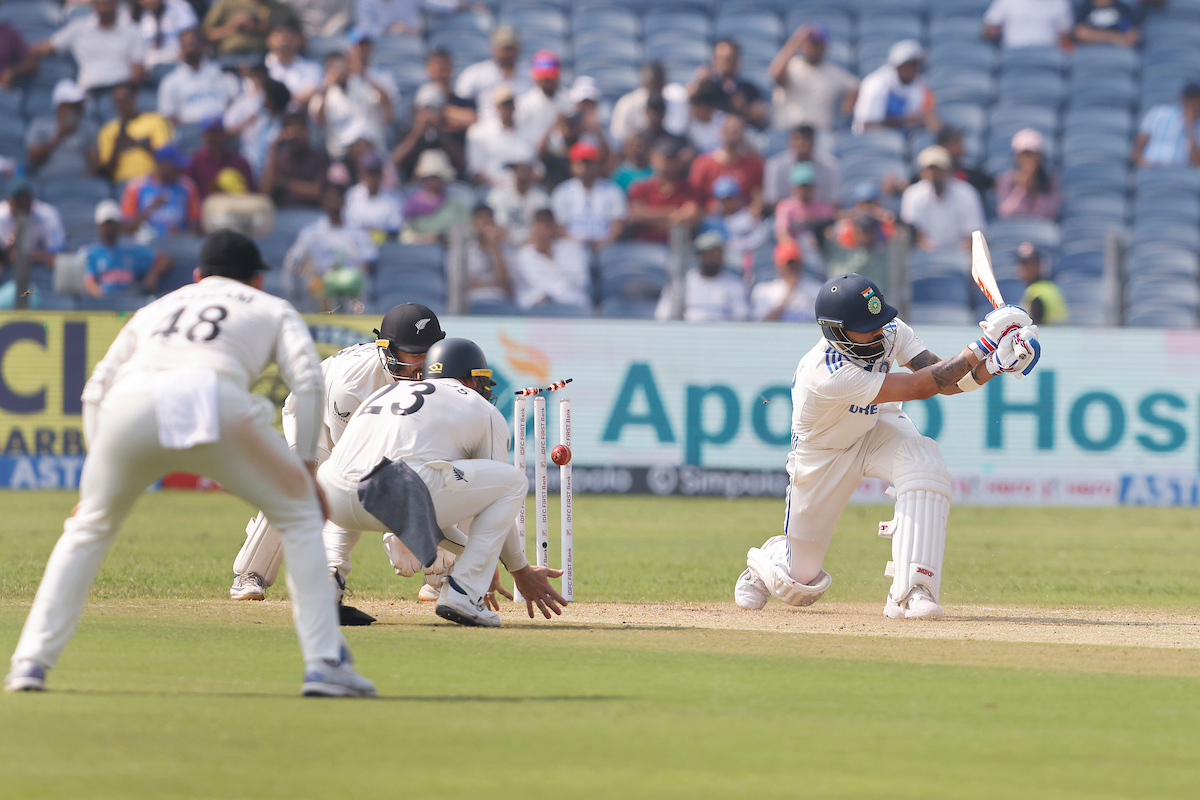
(862, 287), (883, 315)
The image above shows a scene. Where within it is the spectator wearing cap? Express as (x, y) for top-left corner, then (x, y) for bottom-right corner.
(120, 144), (202, 237)
(400, 149), (469, 244)
(464, 203), (514, 307)
(769, 23), (858, 133)
(466, 83), (536, 186)
(83, 199), (172, 297)
(610, 62), (690, 146)
(852, 40), (938, 135)
(628, 140), (704, 243)
(996, 128), (1061, 221)
(832, 183), (895, 249)
(567, 77), (611, 154)
(824, 213), (890, 296)
(640, 94), (693, 155)
(1133, 83), (1200, 167)
(186, 117), (256, 199)
(685, 79), (727, 154)
(393, 82), (467, 182)
(688, 114), (764, 212)
(689, 39), (768, 129)
(265, 21), (323, 105)
(26, 80), (98, 180)
(157, 28), (241, 126)
(421, 48), (478, 140)
(512, 208), (591, 312)
(284, 180), (378, 309)
(486, 159), (549, 247)
(455, 25), (530, 125)
(224, 74), (291, 178)
(774, 162), (835, 244)
(936, 125), (992, 198)
(900, 145), (985, 253)
(706, 175), (769, 275)
(750, 239), (821, 322)
(1016, 242), (1068, 325)
(515, 51), (575, 148)
(33, 0), (145, 92)
(344, 151), (403, 242)
(97, 82), (174, 183)
(1074, 0), (1140, 47)
(655, 230), (748, 322)
(982, 0), (1073, 49)
(262, 110), (330, 207)
(0, 9), (35, 90)
(537, 78), (612, 191)
(311, 39), (396, 159)
(611, 132), (654, 192)
(0, 180), (66, 273)
(132, 0), (198, 70)
(763, 124), (840, 208)
(550, 142), (628, 248)
(202, 0), (302, 56)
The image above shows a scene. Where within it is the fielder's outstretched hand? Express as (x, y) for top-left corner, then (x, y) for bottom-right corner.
(486, 566), (513, 611)
(511, 565), (568, 619)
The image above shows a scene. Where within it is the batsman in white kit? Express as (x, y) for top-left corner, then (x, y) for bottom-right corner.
(318, 338), (568, 627)
(735, 273), (1041, 619)
(6, 230), (375, 696)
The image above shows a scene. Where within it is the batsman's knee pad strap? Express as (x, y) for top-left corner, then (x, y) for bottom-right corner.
(747, 546), (832, 607)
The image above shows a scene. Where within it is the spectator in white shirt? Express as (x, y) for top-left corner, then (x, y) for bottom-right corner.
(655, 229), (748, 321)
(223, 70), (291, 177)
(852, 40), (939, 136)
(157, 28), (240, 126)
(465, 203), (514, 307)
(768, 23), (858, 133)
(763, 124), (840, 207)
(899, 146), (986, 253)
(34, 0), (146, 92)
(513, 208), (591, 311)
(0, 180), (66, 269)
(265, 21), (323, 106)
(487, 160), (549, 246)
(549, 141), (628, 248)
(515, 50), (574, 148)
(344, 150), (403, 241)
(284, 179), (379, 308)
(685, 80), (727, 153)
(310, 43), (395, 159)
(982, 0), (1074, 49)
(26, 79), (98, 179)
(455, 25), (530, 125)
(750, 238), (820, 322)
(133, 0), (197, 70)
(610, 62), (690, 146)
(466, 83), (535, 186)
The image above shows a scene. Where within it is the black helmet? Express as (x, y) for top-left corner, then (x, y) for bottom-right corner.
(373, 303), (446, 378)
(422, 338), (496, 403)
(815, 274), (897, 363)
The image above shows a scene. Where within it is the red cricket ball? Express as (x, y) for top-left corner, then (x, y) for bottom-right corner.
(551, 444), (572, 466)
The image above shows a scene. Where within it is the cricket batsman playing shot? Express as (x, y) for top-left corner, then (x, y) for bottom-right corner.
(735, 271), (1040, 620)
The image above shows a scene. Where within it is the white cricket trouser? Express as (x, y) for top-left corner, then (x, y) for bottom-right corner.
(779, 411), (923, 584)
(319, 458), (526, 601)
(12, 378), (344, 671)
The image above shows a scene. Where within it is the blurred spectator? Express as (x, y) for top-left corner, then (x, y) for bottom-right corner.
(900, 145), (985, 252)
(610, 63), (689, 146)
(1016, 242), (1068, 325)
(750, 239), (820, 322)
(344, 151), (403, 241)
(187, 117), (255, 199)
(515, 51), (573, 147)
(1133, 83), (1200, 167)
(689, 114), (764, 211)
(655, 230), (748, 321)
(455, 25), (529, 125)
(394, 84), (466, 181)
(261, 110), (330, 207)
(421, 49), (477, 139)
(538, 79), (611, 190)
(465, 84), (534, 186)
(774, 163), (834, 244)
(982, 0), (1073, 49)
(550, 141), (627, 248)
(512, 208), (589, 312)
(223, 74), (291, 177)
(133, 0), (198, 69)
(34, 0), (146, 92)
(996, 129), (1061, 220)
(1074, 0), (1140, 47)
(353, 0), (423, 38)
(83, 200), (171, 297)
(0, 9), (35, 90)
(641, 94), (693, 154)
(26, 80), (98, 179)
(769, 24), (858, 133)
(265, 21), (322, 105)
(203, 0), (301, 56)
(464, 203), (513, 306)
(852, 40), (938, 135)
(689, 39), (768, 129)
(284, 180), (377, 309)
(568, 77), (610, 151)
(0, 180), (66, 270)
(310, 41), (396, 159)
(763, 124), (839, 207)
(611, 132), (653, 192)
(685, 80), (727, 153)
(97, 82), (174, 183)
(158, 28), (240, 126)
(825, 214), (890, 296)
(628, 140), (704, 243)
(706, 175), (769, 275)
(937, 125), (992, 197)
(120, 145), (202, 237)
(400, 149), (469, 244)
(288, 0), (352, 38)
(831, 183), (895, 247)
(486, 160), (549, 247)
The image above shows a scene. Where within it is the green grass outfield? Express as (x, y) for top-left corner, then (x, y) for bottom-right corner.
(2, 491), (1200, 799)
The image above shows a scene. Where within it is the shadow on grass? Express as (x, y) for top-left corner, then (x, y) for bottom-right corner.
(50, 689), (633, 702)
(954, 615), (1197, 628)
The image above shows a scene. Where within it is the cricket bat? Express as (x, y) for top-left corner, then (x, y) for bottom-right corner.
(971, 230), (1004, 309)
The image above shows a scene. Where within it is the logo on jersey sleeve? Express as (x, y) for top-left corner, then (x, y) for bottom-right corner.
(333, 402), (351, 419)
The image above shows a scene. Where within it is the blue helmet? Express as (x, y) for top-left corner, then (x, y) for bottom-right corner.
(815, 274), (898, 362)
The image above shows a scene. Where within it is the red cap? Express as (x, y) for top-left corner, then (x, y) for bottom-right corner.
(774, 239), (802, 266)
(530, 50), (561, 79)
(569, 141), (601, 162)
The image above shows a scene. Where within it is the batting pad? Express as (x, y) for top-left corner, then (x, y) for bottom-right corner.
(747, 538), (832, 607)
(233, 513), (285, 586)
(888, 437), (952, 605)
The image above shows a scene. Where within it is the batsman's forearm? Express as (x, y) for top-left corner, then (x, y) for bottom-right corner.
(929, 347), (980, 391)
(938, 354), (994, 395)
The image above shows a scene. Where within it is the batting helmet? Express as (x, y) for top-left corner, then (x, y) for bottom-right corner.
(815, 274), (897, 363)
(374, 303), (446, 378)
(422, 338), (496, 403)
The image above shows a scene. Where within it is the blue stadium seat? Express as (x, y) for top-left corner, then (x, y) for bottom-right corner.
(524, 302), (592, 318)
(714, 11), (783, 43)
(586, 65), (641, 97)
(469, 299), (522, 316)
(856, 0), (931, 14)
(928, 42), (998, 74)
(1126, 304), (1199, 328)
(1059, 216), (1123, 253)
(1129, 220), (1200, 251)
(938, 102), (986, 136)
(999, 46), (1065, 74)
(643, 11), (711, 40)
(912, 274), (970, 305)
(988, 219), (1061, 251)
(1062, 193), (1128, 222)
(997, 70), (1065, 108)
(1053, 249), (1105, 279)
(1067, 75), (1136, 110)
(599, 297), (658, 319)
(1133, 193), (1200, 225)
(373, 34), (425, 62)
(908, 249), (970, 276)
(1062, 107), (1133, 137)
(500, 8), (568, 37)
(1134, 167), (1200, 194)
(857, 16), (924, 44)
(1060, 130), (1131, 164)
(597, 242), (670, 302)
(928, 17), (980, 43)
(925, 70), (995, 106)
(1126, 276), (1200, 307)
(38, 178), (112, 205)
(929, 0), (989, 14)
(908, 302), (973, 324)
(1068, 45), (1138, 77)
(987, 104), (1058, 141)
(834, 128), (906, 159)
(784, 9), (853, 42)
(573, 8), (640, 39)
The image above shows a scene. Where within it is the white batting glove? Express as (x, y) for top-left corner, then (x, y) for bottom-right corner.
(980, 304), (1033, 344)
(382, 532), (422, 577)
(986, 325), (1040, 377)
(424, 546), (456, 577)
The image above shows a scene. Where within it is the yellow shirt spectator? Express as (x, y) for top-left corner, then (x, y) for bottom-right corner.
(97, 112), (174, 183)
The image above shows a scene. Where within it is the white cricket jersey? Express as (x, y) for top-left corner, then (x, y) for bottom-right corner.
(327, 377), (510, 485)
(81, 276), (324, 460)
(317, 342), (395, 445)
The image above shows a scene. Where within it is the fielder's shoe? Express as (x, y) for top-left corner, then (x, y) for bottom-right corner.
(417, 581), (440, 602)
(302, 647), (377, 698)
(884, 587), (944, 620)
(330, 568), (375, 626)
(230, 572), (266, 601)
(435, 577), (501, 627)
(734, 568), (770, 610)
(5, 660), (46, 693)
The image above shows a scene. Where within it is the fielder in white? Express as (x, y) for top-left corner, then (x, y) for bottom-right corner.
(6, 231), (375, 696)
(736, 273), (1040, 620)
(318, 338), (568, 627)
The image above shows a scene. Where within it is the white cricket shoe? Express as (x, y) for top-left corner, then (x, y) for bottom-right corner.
(884, 587), (944, 620)
(734, 568), (770, 610)
(5, 660), (46, 692)
(302, 647), (377, 698)
(417, 582), (440, 602)
(435, 577), (501, 627)
(230, 572), (266, 601)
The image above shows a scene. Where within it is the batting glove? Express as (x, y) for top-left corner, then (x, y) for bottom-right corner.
(980, 304), (1033, 344)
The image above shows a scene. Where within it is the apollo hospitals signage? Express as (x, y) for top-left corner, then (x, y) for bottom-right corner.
(2, 312), (1200, 506)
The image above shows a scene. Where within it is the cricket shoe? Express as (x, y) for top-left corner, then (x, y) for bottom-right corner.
(331, 568), (375, 626)
(734, 568), (770, 610)
(417, 581), (440, 602)
(230, 572), (266, 601)
(435, 577), (501, 627)
(5, 660), (46, 693)
(302, 647), (377, 698)
(884, 587), (944, 620)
